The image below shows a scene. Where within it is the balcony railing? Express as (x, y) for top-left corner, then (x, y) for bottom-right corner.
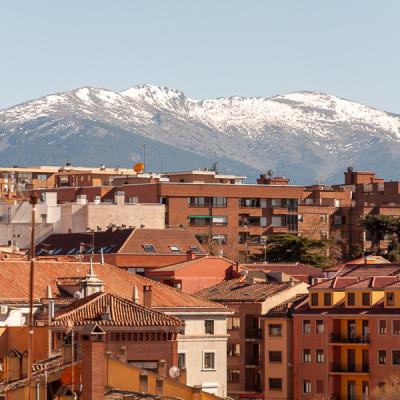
(330, 333), (370, 344)
(330, 363), (370, 373)
(245, 356), (262, 366)
(245, 328), (262, 339)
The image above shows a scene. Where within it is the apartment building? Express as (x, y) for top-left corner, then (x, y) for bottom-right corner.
(292, 263), (400, 400)
(196, 271), (308, 400)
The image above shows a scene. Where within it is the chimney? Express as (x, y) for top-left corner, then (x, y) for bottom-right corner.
(143, 285), (152, 308)
(178, 367), (187, 385)
(157, 359), (167, 377)
(76, 194), (87, 205)
(114, 191), (125, 205)
(156, 377), (164, 396)
(132, 286), (140, 304)
(81, 324), (106, 400)
(186, 249), (195, 261)
(139, 371), (149, 393)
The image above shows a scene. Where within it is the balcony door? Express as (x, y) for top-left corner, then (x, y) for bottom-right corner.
(347, 349), (356, 372)
(348, 320), (356, 341)
(347, 380), (356, 400)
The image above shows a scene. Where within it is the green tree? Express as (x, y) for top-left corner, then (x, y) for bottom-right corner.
(360, 215), (395, 255)
(347, 245), (364, 260)
(264, 234), (328, 268)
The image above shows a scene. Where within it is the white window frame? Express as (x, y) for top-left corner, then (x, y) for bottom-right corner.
(202, 351), (216, 371)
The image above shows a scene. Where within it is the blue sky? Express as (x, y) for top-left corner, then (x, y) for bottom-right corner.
(1, 0), (399, 112)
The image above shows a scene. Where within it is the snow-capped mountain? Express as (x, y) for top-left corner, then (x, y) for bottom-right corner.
(1, 84), (400, 183)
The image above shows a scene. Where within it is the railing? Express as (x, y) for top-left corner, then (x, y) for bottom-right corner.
(245, 328), (263, 339)
(330, 333), (370, 344)
(245, 356), (262, 366)
(330, 363), (370, 373)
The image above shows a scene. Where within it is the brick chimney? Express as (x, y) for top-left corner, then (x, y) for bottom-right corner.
(186, 249), (195, 261)
(81, 324), (106, 400)
(143, 285), (152, 308)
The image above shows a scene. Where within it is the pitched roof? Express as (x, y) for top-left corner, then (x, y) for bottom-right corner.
(311, 275), (400, 290)
(335, 264), (400, 278)
(267, 294), (308, 316)
(0, 260), (225, 311)
(196, 276), (300, 303)
(35, 228), (134, 256)
(51, 292), (183, 328)
(149, 255), (234, 273)
(118, 229), (205, 255)
(345, 255), (391, 265)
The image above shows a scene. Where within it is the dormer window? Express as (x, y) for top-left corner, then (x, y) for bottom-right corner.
(362, 292), (371, 306)
(311, 293), (318, 306)
(387, 292), (395, 306)
(323, 293), (332, 306)
(169, 245), (181, 253)
(347, 292), (355, 306)
(143, 244), (156, 253)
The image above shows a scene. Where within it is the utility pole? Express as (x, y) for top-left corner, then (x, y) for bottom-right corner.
(27, 194), (37, 400)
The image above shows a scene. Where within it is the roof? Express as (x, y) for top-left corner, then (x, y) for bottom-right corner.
(118, 228), (205, 255)
(149, 255), (234, 274)
(35, 228), (134, 256)
(311, 275), (400, 290)
(51, 292), (183, 328)
(345, 255), (391, 265)
(241, 262), (324, 283)
(266, 294), (309, 316)
(0, 260), (226, 311)
(196, 275), (300, 303)
(335, 264), (400, 278)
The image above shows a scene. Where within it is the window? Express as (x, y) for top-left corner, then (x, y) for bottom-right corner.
(379, 320), (387, 334)
(311, 293), (318, 306)
(316, 349), (324, 363)
(303, 320), (311, 334)
(320, 214), (328, 222)
(269, 351), (282, 363)
(303, 379), (311, 394)
(143, 244), (156, 253)
(271, 199), (282, 207)
(269, 378), (282, 391)
(333, 215), (344, 225)
(212, 234), (227, 244)
(169, 245), (181, 253)
(271, 216), (283, 227)
(316, 320), (324, 334)
(189, 216), (211, 226)
(127, 196), (138, 204)
(362, 292), (371, 306)
(316, 380), (324, 394)
(387, 292), (395, 306)
(227, 317), (240, 330)
(212, 216), (227, 226)
(240, 198), (261, 208)
(212, 197), (227, 207)
(303, 349), (311, 363)
(393, 320), (400, 335)
(178, 353), (186, 369)
(203, 352), (215, 370)
(347, 292), (355, 306)
(228, 370), (240, 383)
(189, 197), (209, 207)
(324, 293), (332, 306)
(269, 324), (282, 336)
(205, 320), (214, 334)
(228, 343), (240, 357)
(393, 350), (400, 365)
(37, 174), (48, 180)
(378, 350), (386, 364)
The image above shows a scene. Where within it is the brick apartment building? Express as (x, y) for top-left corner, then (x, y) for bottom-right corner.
(292, 263), (400, 400)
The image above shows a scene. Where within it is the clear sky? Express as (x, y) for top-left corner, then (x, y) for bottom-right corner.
(1, 0), (399, 113)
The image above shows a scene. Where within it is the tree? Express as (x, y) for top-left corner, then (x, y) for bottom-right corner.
(370, 375), (400, 399)
(263, 234), (328, 268)
(347, 245), (364, 260)
(360, 214), (395, 255)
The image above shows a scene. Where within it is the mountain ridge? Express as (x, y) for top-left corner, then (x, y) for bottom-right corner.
(1, 84), (399, 184)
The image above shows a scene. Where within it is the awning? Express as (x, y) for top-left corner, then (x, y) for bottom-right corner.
(188, 215), (212, 218)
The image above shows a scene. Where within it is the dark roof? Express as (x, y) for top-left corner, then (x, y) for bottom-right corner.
(267, 294), (309, 317)
(35, 228), (134, 256)
(196, 275), (300, 303)
(51, 292), (183, 328)
(118, 228), (205, 255)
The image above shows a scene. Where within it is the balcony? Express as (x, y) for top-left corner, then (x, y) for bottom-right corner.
(245, 356), (262, 367)
(330, 363), (370, 374)
(329, 333), (370, 345)
(245, 328), (262, 340)
(271, 206), (298, 214)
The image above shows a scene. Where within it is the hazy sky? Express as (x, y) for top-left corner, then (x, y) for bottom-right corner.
(1, 0), (399, 113)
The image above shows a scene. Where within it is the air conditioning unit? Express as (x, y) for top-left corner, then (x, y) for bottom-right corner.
(0, 305), (8, 315)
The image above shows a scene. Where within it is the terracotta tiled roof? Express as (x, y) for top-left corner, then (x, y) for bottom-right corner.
(267, 294), (309, 316)
(196, 277), (300, 303)
(51, 292), (183, 328)
(0, 260), (225, 311)
(35, 228), (134, 255)
(118, 229), (205, 255)
(242, 262), (324, 279)
(335, 264), (400, 278)
(345, 256), (391, 265)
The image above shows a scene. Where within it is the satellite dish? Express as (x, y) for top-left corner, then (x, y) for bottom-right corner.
(266, 169), (273, 177)
(133, 162), (145, 174)
(169, 366), (180, 379)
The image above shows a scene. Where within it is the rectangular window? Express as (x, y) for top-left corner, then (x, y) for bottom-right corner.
(212, 197), (227, 207)
(316, 320), (324, 334)
(227, 369), (240, 384)
(269, 324), (282, 336)
(189, 216), (211, 226)
(142, 244), (156, 253)
(311, 293), (318, 306)
(379, 320), (387, 334)
(316, 349), (324, 363)
(347, 292), (355, 306)
(269, 351), (282, 363)
(303, 349), (311, 363)
(387, 292), (395, 306)
(303, 320), (311, 334)
(178, 353), (186, 369)
(227, 343), (240, 357)
(316, 380), (324, 394)
(378, 350), (386, 364)
(303, 379), (311, 394)
(212, 216), (227, 226)
(320, 214), (328, 222)
(169, 245), (181, 253)
(269, 378), (282, 391)
(333, 215), (343, 225)
(205, 320), (214, 334)
(271, 199), (282, 207)
(362, 292), (371, 306)
(393, 320), (400, 335)
(189, 197), (210, 207)
(324, 293), (332, 306)
(393, 350), (400, 365)
(203, 352), (215, 370)
(240, 198), (261, 208)
(227, 317), (240, 330)
(271, 216), (283, 227)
